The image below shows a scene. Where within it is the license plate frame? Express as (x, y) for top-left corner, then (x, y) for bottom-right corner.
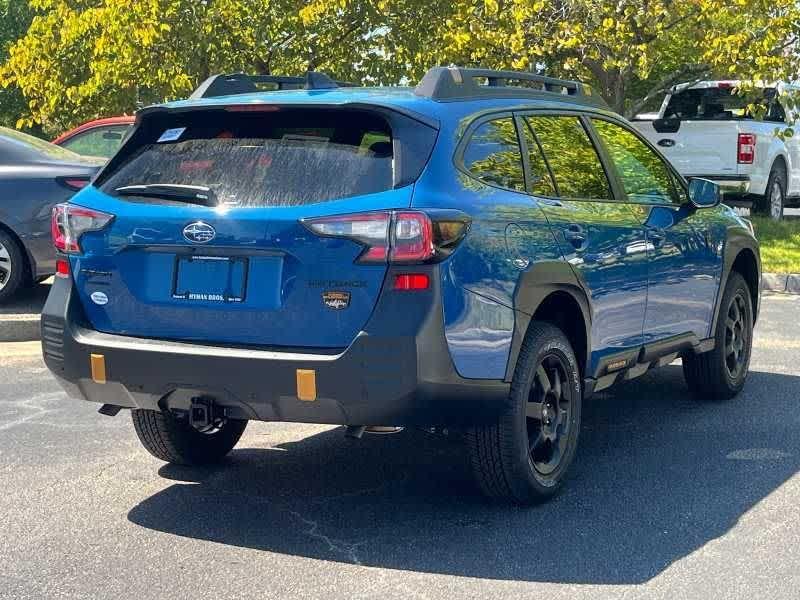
(171, 255), (249, 303)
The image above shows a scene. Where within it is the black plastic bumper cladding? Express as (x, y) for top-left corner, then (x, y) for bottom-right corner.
(41, 268), (509, 427)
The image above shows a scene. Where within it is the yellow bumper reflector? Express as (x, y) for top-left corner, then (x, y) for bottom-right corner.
(90, 353), (107, 384)
(296, 369), (316, 402)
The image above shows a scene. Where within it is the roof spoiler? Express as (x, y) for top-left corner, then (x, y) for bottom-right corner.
(190, 72), (353, 99)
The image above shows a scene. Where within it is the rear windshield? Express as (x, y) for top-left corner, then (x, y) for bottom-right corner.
(99, 109), (395, 207)
(663, 87), (784, 122)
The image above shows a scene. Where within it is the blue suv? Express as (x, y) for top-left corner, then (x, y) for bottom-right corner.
(42, 67), (760, 503)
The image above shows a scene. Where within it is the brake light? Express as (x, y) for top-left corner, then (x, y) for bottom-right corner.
(303, 210), (468, 265)
(394, 273), (430, 290)
(51, 203), (114, 253)
(224, 104), (281, 112)
(55, 258), (70, 278)
(738, 133), (756, 164)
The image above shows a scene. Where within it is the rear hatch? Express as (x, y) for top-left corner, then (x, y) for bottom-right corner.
(68, 104), (437, 348)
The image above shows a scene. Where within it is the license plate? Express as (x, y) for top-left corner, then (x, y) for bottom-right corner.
(172, 255), (248, 302)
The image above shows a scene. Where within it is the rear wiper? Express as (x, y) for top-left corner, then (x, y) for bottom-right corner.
(115, 184), (218, 207)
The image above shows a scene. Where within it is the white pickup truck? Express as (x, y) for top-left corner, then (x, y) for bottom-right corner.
(633, 80), (800, 219)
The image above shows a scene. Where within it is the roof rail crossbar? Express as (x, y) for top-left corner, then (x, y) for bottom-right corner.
(190, 72), (351, 99)
(414, 66), (606, 108)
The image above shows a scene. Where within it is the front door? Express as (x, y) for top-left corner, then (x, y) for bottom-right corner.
(520, 114), (650, 376)
(588, 116), (722, 344)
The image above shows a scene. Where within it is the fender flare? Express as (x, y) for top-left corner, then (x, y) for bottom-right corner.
(504, 260), (592, 382)
(712, 228), (762, 333)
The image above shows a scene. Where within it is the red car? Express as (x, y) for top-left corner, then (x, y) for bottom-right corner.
(52, 116), (134, 158)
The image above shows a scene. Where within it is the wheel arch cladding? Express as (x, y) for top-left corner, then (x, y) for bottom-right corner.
(731, 247), (760, 322)
(506, 264), (591, 382)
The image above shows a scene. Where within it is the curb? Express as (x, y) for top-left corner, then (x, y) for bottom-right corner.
(0, 314), (40, 343)
(762, 273), (800, 294)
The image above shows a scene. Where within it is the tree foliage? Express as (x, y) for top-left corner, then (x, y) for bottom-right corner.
(2, 0), (800, 134)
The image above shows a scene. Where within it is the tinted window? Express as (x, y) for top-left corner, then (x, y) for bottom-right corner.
(463, 118), (525, 192)
(520, 120), (556, 197)
(61, 124), (131, 158)
(663, 86), (781, 121)
(526, 116), (611, 199)
(100, 109), (394, 207)
(592, 119), (677, 204)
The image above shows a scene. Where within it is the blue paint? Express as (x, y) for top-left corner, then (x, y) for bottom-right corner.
(65, 86), (756, 383)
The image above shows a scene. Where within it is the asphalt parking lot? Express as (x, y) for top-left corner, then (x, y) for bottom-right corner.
(2, 292), (800, 599)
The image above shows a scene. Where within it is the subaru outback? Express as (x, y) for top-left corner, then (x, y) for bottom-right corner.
(42, 67), (760, 504)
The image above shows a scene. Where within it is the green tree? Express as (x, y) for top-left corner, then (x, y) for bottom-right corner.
(0, 0), (390, 134)
(362, 0), (800, 117)
(0, 0), (33, 129)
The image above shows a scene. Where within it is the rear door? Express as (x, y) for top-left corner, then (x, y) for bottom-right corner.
(520, 113), (649, 374)
(70, 106), (436, 348)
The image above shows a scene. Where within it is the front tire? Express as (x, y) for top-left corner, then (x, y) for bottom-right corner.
(683, 272), (753, 400)
(467, 322), (582, 504)
(132, 409), (247, 465)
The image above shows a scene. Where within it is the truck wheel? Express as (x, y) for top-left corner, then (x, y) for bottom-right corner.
(0, 230), (26, 304)
(755, 165), (785, 220)
(467, 322), (582, 504)
(683, 272), (753, 400)
(132, 409), (247, 465)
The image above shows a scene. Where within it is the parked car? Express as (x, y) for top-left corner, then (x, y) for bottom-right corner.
(633, 80), (800, 220)
(0, 127), (103, 302)
(42, 68), (760, 504)
(52, 116), (134, 158)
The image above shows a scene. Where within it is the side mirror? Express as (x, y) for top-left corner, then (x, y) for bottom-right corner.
(687, 177), (721, 208)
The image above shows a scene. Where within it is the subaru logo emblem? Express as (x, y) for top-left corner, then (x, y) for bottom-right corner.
(183, 222), (216, 244)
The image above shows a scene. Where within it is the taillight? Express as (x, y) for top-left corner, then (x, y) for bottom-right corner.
(57, 176), (91, 191)
(738, 133), (756, 164)
(302, 210), (470, 265)
(51, 203), (114, 253)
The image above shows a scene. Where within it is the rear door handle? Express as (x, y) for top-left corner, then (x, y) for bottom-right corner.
(564, 224), (587, 248)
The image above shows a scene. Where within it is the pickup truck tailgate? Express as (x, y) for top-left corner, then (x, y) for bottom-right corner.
(633, 120), (741, 176)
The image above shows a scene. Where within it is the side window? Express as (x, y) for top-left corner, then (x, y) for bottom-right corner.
(462, 117), (526, 192)
(60, 125), (131, 158)
(591, 118), (677, 204)
(519, 120), (557, 197)
(525, 115), (612, 199)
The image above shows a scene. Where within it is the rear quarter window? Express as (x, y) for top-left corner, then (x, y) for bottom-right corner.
(99, 109), (399, 207)
(462, 117), (526, 192)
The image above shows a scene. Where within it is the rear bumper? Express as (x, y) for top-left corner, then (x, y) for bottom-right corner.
(686, 174), (750, 195)
(41, 271), (509, 427)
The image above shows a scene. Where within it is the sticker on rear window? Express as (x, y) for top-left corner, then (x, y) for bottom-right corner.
(157, 127), (186, 143)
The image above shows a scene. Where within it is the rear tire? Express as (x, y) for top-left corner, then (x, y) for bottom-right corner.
(754, 165), (786, 220)
(467, 322), (582, 504)
(683, 272), (753, 400)
(132, 409), (247, 465)
(0, 230), (26, 303)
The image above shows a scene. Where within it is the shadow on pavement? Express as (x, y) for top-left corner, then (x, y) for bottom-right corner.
(128, 365), (800, 584)
(0, 281), (51, 315)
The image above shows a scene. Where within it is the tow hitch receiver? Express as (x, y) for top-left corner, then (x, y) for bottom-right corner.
(189, 396), (218, 430)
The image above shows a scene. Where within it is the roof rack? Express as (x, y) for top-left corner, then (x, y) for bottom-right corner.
(190, 71), (352, 99)
(414, 66), (607, 108)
